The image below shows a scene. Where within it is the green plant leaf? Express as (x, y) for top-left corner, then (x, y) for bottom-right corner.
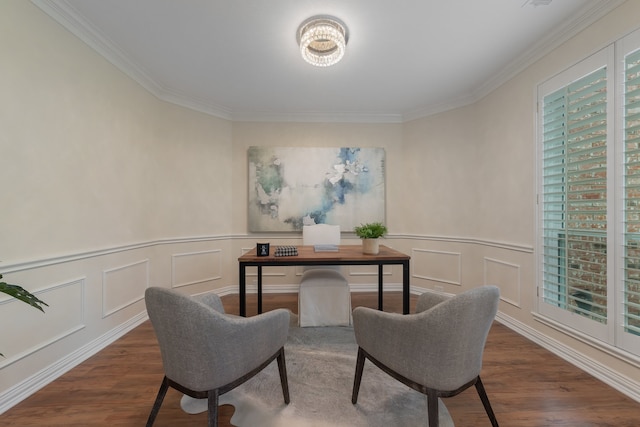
(353, 222), (388, 239)
(0, 275), (48, 358)
(0, 275), (48, 313)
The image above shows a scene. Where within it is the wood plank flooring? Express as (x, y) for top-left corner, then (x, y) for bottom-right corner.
(2, 292), (639, 426)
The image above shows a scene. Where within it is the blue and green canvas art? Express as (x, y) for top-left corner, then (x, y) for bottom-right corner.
(248, 147), (385, 232)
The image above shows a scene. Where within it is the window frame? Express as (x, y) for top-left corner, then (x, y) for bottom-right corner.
(536, 31), (640, 357)
(537, 46), (615, 343)
(617, 28), (640, 355)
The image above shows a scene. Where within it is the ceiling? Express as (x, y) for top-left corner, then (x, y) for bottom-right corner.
(34, 0), (623, 123)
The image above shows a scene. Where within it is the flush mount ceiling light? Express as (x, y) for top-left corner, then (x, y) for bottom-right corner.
(296, 15), (349, 67)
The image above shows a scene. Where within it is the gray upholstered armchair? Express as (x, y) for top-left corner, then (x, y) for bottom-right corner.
(144, 287), (290, 427)
(351, 286), (500, 427)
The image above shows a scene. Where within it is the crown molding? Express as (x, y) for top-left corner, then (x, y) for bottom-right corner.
(469, 0), (627, 105)
(32, 0), (627, 124)
(31, 0), (236, 120)
(402, 0), (627, 122)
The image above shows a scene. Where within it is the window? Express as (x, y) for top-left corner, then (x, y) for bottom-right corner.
(538, 29), (640, 356)
(623, 45), (640, 344)
(541, 65), (608, 326)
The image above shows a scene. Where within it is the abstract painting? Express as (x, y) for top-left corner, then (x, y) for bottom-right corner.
(248, 147), (385, 232)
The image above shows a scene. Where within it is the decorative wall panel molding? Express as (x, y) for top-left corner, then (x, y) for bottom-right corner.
(0, 311), (146, 414)
(347, 265), (392, 276)
(403, 234), (533, 253)
(241, 247), (287, 278)
(0, 278), (85, 369)
(412, 248), (461, 285)
(484, 257), (521, 307)
(0, 233), (531, 274)
(102, 260), (148, 318)
(244, 268), (288, 278)
(348, 282), (402, 293)
(172, 249), (222, 288)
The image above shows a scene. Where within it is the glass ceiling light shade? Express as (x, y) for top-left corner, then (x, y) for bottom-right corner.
(297, 16), (349, 67)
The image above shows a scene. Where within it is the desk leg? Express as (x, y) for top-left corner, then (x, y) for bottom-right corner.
(257, 265), (263, 314)
(402, 260), (410, 314)
(378, 264), (384, 311)
(239, 263), (246, 317)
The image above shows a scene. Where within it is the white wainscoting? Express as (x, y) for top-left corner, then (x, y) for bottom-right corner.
(411, 248), (462, 286)
(1, 238), (231, 415)
(484, 257), (521, 308)
(240, 246), (288, 293)
(0, 278), (85, 369)
(3, 233), (640, 416)
(347, 264), (392, 277)
(102, 259), (149, 318)
(172, 249), (222, 288)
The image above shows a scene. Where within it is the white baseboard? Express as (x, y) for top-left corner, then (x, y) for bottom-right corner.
(0, 311), (148, 414)
(229, 282), (405, 294)
(496, 312), (640, 404)
(4, 288), (639, 416)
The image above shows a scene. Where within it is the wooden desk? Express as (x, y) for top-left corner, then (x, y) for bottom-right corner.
(238, 244), (410, 316)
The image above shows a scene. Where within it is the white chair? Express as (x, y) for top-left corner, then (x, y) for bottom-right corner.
(298, 224), (352, 327)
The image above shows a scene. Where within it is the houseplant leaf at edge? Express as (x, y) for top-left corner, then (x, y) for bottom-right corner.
(0, 274), (48, 357)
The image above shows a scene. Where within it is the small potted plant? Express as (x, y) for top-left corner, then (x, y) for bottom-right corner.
(354, 222), (388, 255)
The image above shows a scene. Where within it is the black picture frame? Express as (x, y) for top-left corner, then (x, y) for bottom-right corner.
(257, 243), (270, 257)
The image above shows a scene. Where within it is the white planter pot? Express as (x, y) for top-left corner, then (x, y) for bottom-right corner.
(362, 238), (380, 255)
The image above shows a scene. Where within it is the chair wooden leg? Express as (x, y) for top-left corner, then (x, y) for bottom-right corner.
(427, 389), (439, 427)
(146, 377), (169, 427)
(475, 376), (499, 427)
(351, 347), (366, 404)
(207, 389), (219, 427)
(277, 347), (290, 404)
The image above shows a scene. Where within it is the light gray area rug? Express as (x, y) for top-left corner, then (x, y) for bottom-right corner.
(181, 322), (454, 426)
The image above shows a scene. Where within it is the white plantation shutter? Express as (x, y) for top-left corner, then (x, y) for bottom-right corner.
(541, 66), (608, 326)
(623, 48), (640, 340)
(538, 46), (613, 342)
(539, 34), (640, 355)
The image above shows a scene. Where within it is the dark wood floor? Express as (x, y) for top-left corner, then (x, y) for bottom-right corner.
(2, 292), (639, 426)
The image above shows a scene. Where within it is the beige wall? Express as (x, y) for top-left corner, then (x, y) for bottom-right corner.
(0, 0), (234, 407)
(1, 1), (234, 262)
(402, 105), (481, 237)
(2, 0), (640, 413)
